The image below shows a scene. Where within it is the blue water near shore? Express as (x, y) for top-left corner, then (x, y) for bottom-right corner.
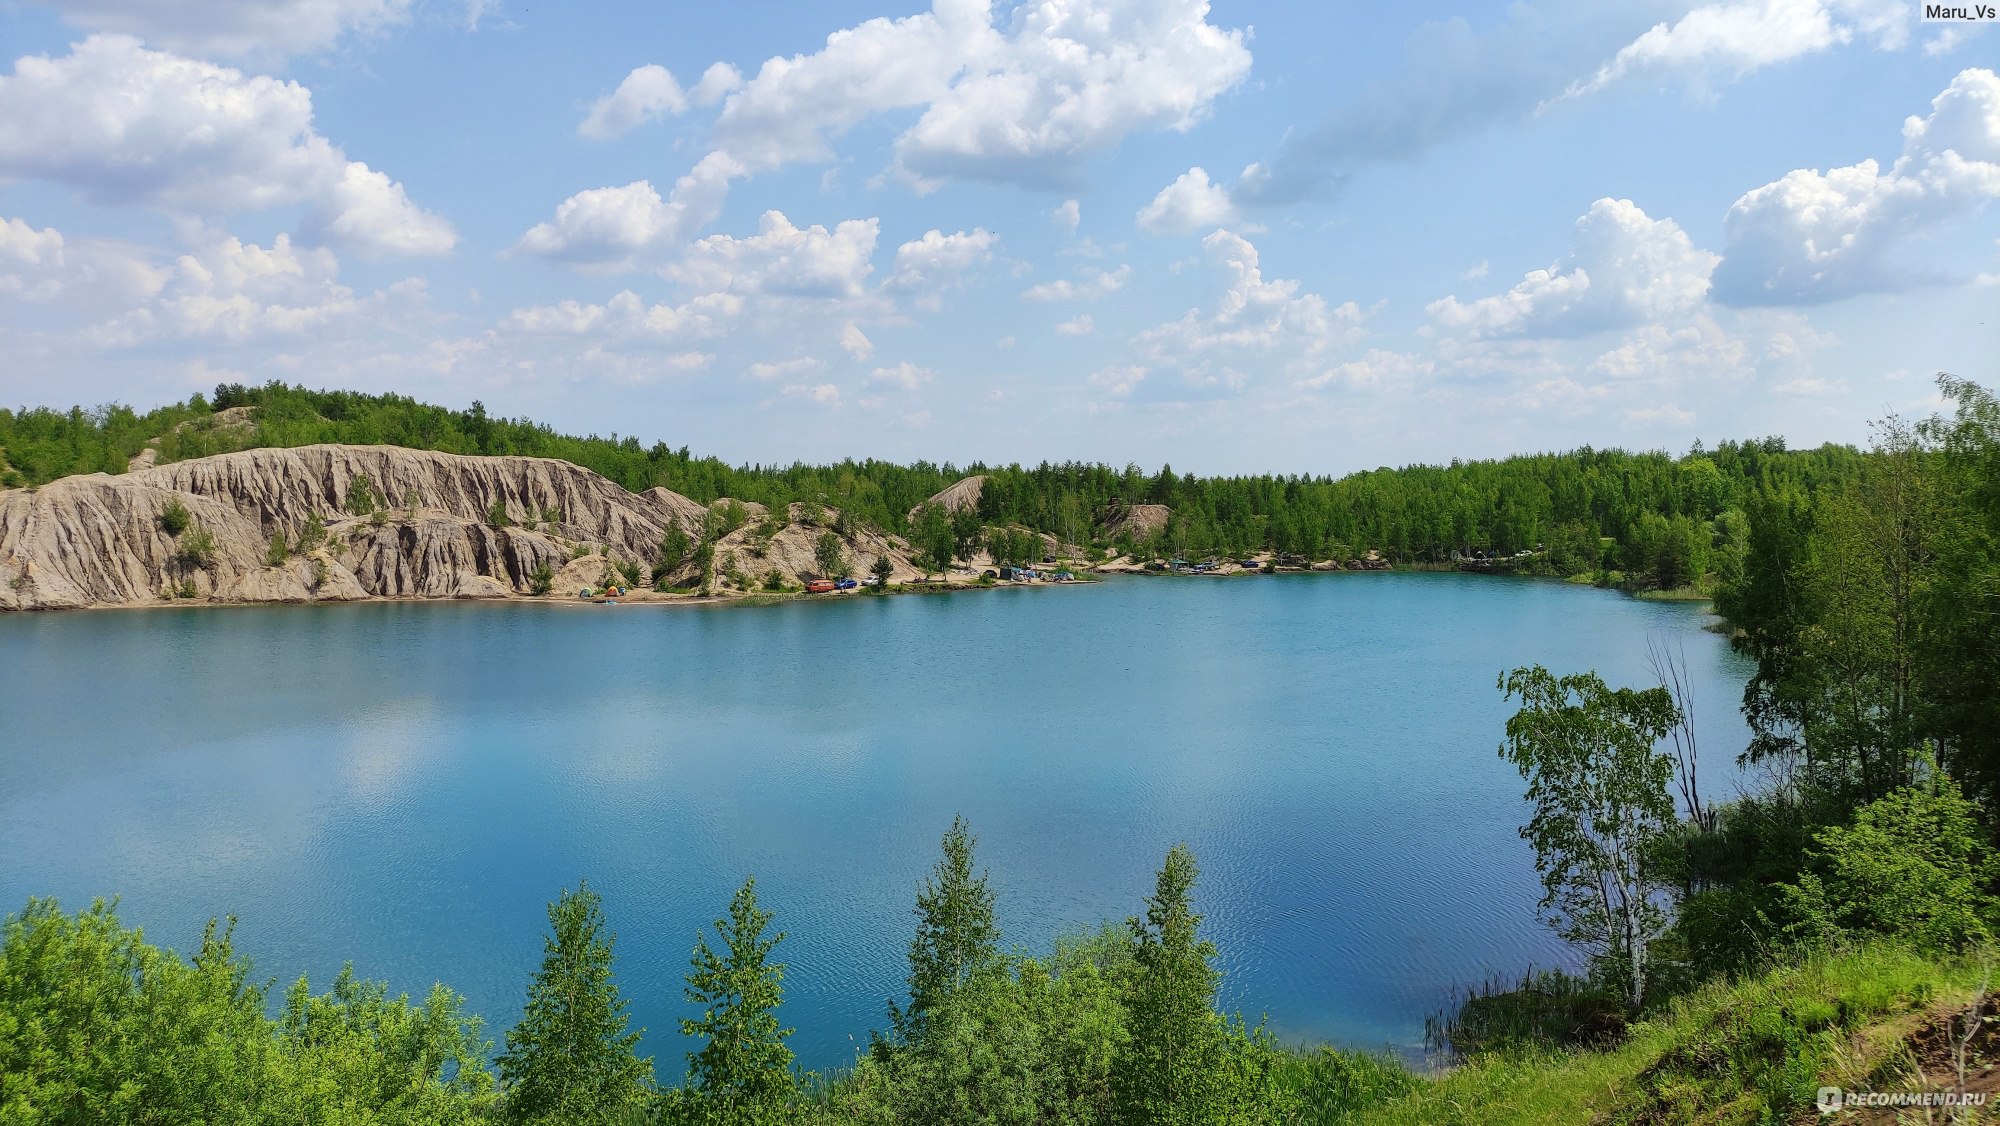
(0, 573), (1754, 1071)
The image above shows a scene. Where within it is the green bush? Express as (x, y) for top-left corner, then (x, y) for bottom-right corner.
(1780, 767), (1997, 953)
(297, 513), (327, 554)
(486, 499), (511, 529)
(265, 533), (288, 567)
(176, 524), (218, 570)
(344, 473), (379, 517)
(158, 497), (191, 535)
(528, 562), (555, 596)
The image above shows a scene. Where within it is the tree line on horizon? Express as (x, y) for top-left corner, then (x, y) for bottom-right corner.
(0, 380), (1872, 591)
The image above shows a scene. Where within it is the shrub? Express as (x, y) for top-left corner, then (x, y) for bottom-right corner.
(528, 562), (555, 596)
(344, 473), (378, 517)
(297, 514), (327, 554)
(176, 525), (218, 571)
(1780, 767), (1997, 953)
(706, 500), (750, 539)
(485, 500), (510, 529)
(159, 497), (191, 535)
(265, 534), (288, 567)
(762, 568), (787, 592)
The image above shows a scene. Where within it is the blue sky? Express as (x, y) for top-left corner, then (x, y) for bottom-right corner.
(1, 0), (1996, 474)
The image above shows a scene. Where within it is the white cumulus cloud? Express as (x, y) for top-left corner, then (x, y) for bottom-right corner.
(576, 63), (740, 140)
(1713, 67), (2000, 304)
(1558, 0), (1908, 103)
(1135, 229), (1367, 394)
(1022, 264), (1128, 301)
(670, 210), (880, 299)
(884, 227), (997, 292)
(513, 153), (744, 268)
(0, 36), (453, 257)
(1136, 167), (1237, 233)
(840, 322), (875, 359)
(1428, 198), (1718, 337)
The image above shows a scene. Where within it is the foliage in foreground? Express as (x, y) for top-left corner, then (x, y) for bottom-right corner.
(1350, 943), (1994, 1126)
(0, 834), (1408, 1126)
(0, 898), (493, 1125)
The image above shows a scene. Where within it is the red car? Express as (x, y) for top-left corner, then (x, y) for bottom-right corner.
(807, 579), (837, 593)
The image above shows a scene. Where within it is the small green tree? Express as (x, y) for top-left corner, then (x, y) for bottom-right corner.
(158, 496), (192, 535)
(1117, 843), (1228, 1124)
(1498, 666), (1679, 1012)
(870, 554), (894, 588)
(266, 532), (289, 567)
(895, 817), (1002, 1045)
(679, 877), (795, 1122)
(813, 530), (850, 579)
(913, 504), (953, 579)
(297, 512), (327, 552)
(696, 541), (717, 595)
(486, 499), (512, 529)
(655, 524), (693, 587)
(345, 473), (379, 517)
(499, 883), (651, 1124)
(528, 562), (555, 596)
(176, 524), (219, 571)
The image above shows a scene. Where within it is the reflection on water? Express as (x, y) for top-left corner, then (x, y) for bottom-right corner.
(0, 573), (1755, 1068)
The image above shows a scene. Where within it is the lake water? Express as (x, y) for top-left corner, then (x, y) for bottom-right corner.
(0, 573), (1755, 1071)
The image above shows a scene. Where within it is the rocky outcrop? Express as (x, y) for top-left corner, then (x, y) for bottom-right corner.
(0, 445), (742, 610)
(907, 475), (986, 524)
(708, 502), (920, 590)
(1096, 501), (1170, 543)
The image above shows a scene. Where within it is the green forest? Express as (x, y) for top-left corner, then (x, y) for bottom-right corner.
(1, 380), (1869, 592)
(4, 375), (2000, 1123)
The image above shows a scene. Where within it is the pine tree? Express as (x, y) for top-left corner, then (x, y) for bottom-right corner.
(498, 882), (651, 1124)
(1117, 844), (1226, 1124)
(680, 877), (795, 1122)
(895, 816), (1001, 1045)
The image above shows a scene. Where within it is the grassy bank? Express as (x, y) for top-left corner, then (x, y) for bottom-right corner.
(1339, 944), (1988, 1125)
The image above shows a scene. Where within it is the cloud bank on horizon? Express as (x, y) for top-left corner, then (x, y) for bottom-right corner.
(1, 0), (1995, 473)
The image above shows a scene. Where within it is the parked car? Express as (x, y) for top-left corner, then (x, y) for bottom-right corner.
(835, 578), (858, 590)
(807, 579), (836, 593)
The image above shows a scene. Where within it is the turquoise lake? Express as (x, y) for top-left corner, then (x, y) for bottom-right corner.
(0, 573), (1755, 1071)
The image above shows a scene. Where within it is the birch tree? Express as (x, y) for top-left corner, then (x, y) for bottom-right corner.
(1498, 666), (1679, 1013)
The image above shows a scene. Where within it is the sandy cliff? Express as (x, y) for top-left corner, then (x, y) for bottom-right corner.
(0, 445), (749, 610)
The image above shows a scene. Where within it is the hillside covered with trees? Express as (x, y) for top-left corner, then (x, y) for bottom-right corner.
(2, 380), (1869, 592)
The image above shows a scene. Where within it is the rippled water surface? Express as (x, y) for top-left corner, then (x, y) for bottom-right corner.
(0, 573), (1754, 1068)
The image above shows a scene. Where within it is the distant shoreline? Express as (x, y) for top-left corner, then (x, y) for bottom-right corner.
(4, 566), (1727, 620)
